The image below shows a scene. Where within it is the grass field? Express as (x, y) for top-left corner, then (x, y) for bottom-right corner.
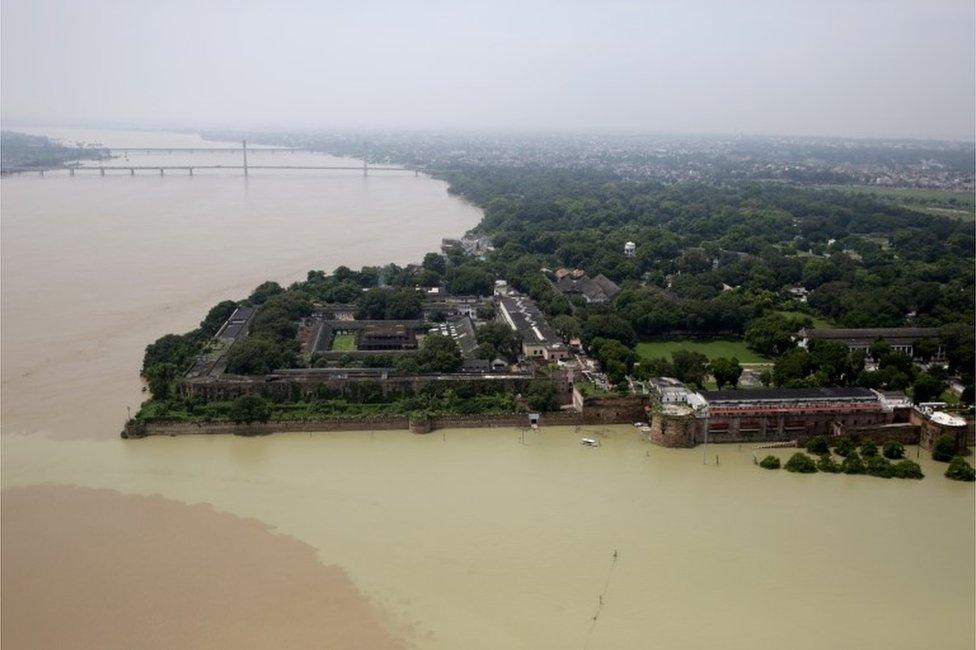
(772, 310), (834, 329)
(331, 333), (357, 351)
(636, 339), (769, 364)
(821, 185), (975, 221)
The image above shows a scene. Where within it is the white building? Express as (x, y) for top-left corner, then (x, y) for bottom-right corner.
(624, 241), (636, 257)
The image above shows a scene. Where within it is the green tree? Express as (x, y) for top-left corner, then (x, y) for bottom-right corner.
(932, 434), (957, 462)
(248, 281), (284, 305)
(476, 322), (523, 361)
(865, 456), (894, 478)
(784, 452), (817, 473)
(710, 357), (743, 389)
(525, 379), (558, 412)
(882, 441), (905, 460)
(199, 300), (238, 337)
(229, 394), (271, 424)
(945, 456), (976, 481)
(817, 454), (841, 473)
(582, 315), (637, 348)
(476, 303), (497, 320)
(841, 452), (865, 474)
(142, 333), (200, 374)
(415, 334), (463, 373)
(550, 314), (581, 340)
(773, 349), (813, 387)
(225, 337), (292, 375)
(448, 264), (493, 296)
(860, 440), (878, 457)
(744, 313), (805, 356)
(833, 436), (856, 457)
(808, 340), (853, 385)
(912, 372), (946, 404)
(805, 435), (830, 455)
(671, 350), (709, 388)
(892, 460), (924, 479)
(759, 455), (781, 469)
(145, 362), (180, 401)
(422, 252), (447, 276)
(869, 339), (891, 361)
(385, 289), (424, 319)
(354, 288), (390, 319)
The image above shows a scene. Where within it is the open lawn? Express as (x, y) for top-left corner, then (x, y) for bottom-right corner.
(820, 185), (975, 221)
(637, 339), (769, 364)
(772, 310), (834, 329)
(331, 333), (357, 351)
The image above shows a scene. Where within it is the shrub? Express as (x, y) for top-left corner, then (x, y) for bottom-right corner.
(229, 395), (271, 425)
(834, 436), (855, 457)
(841, 452), (865, 475)
(860, 440), (878, 457)
(945, 456), (976, 482)
(865, 456), (893, 478)
(784, 452), (818, 473)
(805, 435), (830, 456)
(759, 455), (781, 470)
(882, 441), (905, 460)
(817, 454), (841, 473)
(932, 434), (957, 462)
(892, 460), (924, 479)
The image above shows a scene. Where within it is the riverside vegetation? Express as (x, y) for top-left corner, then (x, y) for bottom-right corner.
(757, 433), (976, 481)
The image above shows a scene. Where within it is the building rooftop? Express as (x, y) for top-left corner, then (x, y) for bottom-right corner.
(217, 306), (256, 340)
(803, 327), (940, 342)
(497, 295), (564, 349)
(554, 272), (620, 303)
(701, 387), (877, 403)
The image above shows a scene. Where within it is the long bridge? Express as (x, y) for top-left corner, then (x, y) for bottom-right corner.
(102, 147), (299, 154)
(34, 164), (426, 177)
(5, 141), (450, 177)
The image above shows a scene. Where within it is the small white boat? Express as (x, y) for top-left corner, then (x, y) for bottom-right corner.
(580, 437), (600, 447)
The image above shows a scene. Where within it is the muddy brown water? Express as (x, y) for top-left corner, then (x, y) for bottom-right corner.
(2, 128), (974, 649)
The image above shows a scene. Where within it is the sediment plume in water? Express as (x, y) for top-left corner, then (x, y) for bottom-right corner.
(1, 484), (406, 650)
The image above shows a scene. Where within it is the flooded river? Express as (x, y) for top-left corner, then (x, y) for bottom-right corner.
(2, 129), (974, 649)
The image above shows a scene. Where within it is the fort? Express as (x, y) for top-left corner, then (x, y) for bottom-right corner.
(137, 280), (972, 453)
(645, 379), (971, 454)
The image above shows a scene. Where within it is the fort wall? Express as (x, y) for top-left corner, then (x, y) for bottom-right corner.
(123, 395), (637, 439)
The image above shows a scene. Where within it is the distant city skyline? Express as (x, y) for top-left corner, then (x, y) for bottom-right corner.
(3, 0), (974, 141)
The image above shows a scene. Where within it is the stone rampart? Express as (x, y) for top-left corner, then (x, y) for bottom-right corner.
(123, 386), (654, 441)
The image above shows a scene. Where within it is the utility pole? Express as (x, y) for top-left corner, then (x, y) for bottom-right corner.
(702, 415), (709, 464)
(242, 140), (249, 177)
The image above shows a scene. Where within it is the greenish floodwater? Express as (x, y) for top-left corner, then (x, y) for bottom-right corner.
(3, 429), (973, 650)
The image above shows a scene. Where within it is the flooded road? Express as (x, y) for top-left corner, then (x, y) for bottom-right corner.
(1, 128), (974, 649)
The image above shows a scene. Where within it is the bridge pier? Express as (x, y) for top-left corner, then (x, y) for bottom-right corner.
(130, 168), (135, 175)
(69, 168), (75, 176)
(188, 168), (193, 176)
(38, 170), (44, 177)
(159, 168), (164, 176)
(100, 168), (105, 176)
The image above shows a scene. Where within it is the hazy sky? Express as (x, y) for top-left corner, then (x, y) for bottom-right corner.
(3, 0), (974, 140)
